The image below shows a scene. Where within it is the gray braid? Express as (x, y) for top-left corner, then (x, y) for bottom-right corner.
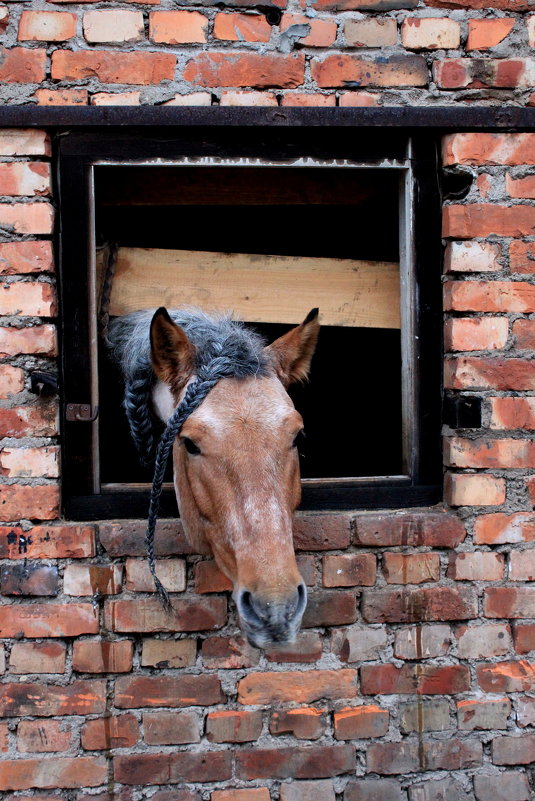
(124, 373), (156, 467)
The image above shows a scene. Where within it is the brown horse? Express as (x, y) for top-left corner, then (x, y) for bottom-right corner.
(109, 307), (319, 648)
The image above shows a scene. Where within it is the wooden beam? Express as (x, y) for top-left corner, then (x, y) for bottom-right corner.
(102, 246), (400, 329)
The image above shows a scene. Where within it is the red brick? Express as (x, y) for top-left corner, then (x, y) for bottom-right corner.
(444, 240), (501, 273)
(479, 662), (535, 696)
(34, 88), (88, 106)
(354, 511), (466, 547)
(362, 587), (477, 623)
(104, 597), (227, 632)
(446, 437), (535, 467)
(513, 319), (535, 349)
(0, 203), (53, 235)
(0, 757), (107, 791)
(0, 281), (55, 315)
(383, 553), (440, 584)
(516, 695), (535, 726)
(444, 317), (508, 351)
(510, 241), (535, 274)
(0, 721), (6, 752)
(0, 525), (95, 559)
(220, 90), (278, 106)
(81, 714), (139, 750)
(294, 514), (351, 550)
(444, 472), (506, 506)
(312, 0), (416, 8)
(0, 485), (60, 521)
(115, 675), (224, 708)
(98, 520), (201, 557)
(73, 640), (133, 673)
(114, 752), (232, 785)
(491, 398), (535, 430)
(150, 10), (207, 43)
(201, 635), (259, 669)
(0, 130), (50, 157)
(141, 638), (196, 668)
(456, 622), (511, 658)
(0, 403), (57, 436)
(338, 92), (380, 106)
(322, 553), (376, 587)
(0, 601), (98, 638)
(445, 281), (535, 313)
(265, 631), (323, 663)
(312, 55), (427, 88)
(162, 93), (211, 106)
(493, 733), (535, 765)
(344, 780), (402, 801)
(485, 587), (535, 618)
(214, 12), (270, 42)
(475, 772), (531, 801)
(281, 14), (337, 46)
(194, 560), (232, 593)
(475, 513), (535, 544)
(143, 710), (200, 744)
(236, 745), (355, 780)
(0, 366), (24, 398)
(506, 174), (535, 199)
(0, 563), (58, 595)
(238, 669), (357, 704)
(0, 241), (52, 275)
(0, 446), (58, 478)
(302, 590), (357, 627)
(437, 58), (535, 89)
(207, 710), (262, 742)
(477, 173), (493, 199)
(124, 557), (185, 592)
(270, 707), (326, 739)
(0, 47), (46, 82)
(367, 739), (481, 774)
(0, 680), (106, 716)
(10, 641), (66, 674)
(213, 792), (270, 801)
(457, 697), (511, 730)
(0, 163), (50, 197)
(344, 18), (397, 47)
(334, 705), (389, 739)
(90, 91), (141, 105)
(443, 204), (535, 238)
(361, 663), (470, 695)
(527, 475), (535, 502)
(467, 18), (515, 50)
(17, 720), (72, 753)
(64, 564), (123, 595)
(393, 625), (451, 659)
(51, 50), (176, 85)
(281, 93), (336, 107)
(444, 133), (535, 166)
(366, 741), (420, 774)
(183, 53), (305, 88)
(514, 623), (535, 654)
(19, 10), (76, 41)
(401, 17), (460, 49)
(448, 552), (504, 581)
(83, 10), (144, 43)
(399, 699), (450, 733)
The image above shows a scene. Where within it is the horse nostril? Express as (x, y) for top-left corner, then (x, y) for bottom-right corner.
(237, 590), (264, 629)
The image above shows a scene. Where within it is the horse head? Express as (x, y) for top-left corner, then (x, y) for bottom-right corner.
(150, 307), (319, 648)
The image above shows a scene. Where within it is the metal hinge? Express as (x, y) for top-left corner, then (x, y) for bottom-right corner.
(65, 403), (99, 422)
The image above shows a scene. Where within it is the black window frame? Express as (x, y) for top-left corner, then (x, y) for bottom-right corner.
(56, 123), (443, 521)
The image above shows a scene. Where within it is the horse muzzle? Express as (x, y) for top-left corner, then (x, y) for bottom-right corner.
(235, 583), (308, 649)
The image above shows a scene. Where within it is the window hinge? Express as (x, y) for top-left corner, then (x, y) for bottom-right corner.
(66, 403), (99, 422)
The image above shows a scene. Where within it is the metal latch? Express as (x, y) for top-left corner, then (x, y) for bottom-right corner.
(66, 403), (99, 422)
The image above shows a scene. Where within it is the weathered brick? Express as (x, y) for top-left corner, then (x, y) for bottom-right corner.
(475, 512), (535, 544)
(238, 669), (357, 704)
(207, 710), (262, 742)
(485, 587), (535, 618)
(444, 317), (508, 352)
(184, 53), (305, 88)
(115, 674), (224, 708)
(513, 319), (535, 349)
(34, 88), (88, 106)
(114, 752), (232, 785)
(270, 707), (326, 740)
(124, 558), (185, 592)
(90, 91), (140, 105)
(213, 792), (270, 801)
(0, 405), (58, 438)
(0, 757), (107, 791)
(281, 14), (337, 46)
(72, 640), (133, 673)
(143, 710), (200, 744)
(0, 446), (59, 479)
(334, 705), (389, 739)
(409, 778), (473, 801)
(194, 560), (232, 593)
(445, 281), (535, 313)
(220, 90), (279, 106)
(394, 624), (451, 659)
(493, 733), (535, 765)
(64, 564), (123, 595)
(399, 700), (451, 733)
(514, 623), (535, 654)
(516, 695), (535, 726)
(510, 241), (535, 274)
(383, 553), (440, 584)
(302, 590), (357, 627)
(280, 781), (335, 801)
(214, 12), (270, 42)
(294, 514), (351, 550)
(467, 18), (515, 49)
(332, 624), (387, 662)
(0, 525), (95, 559)
(236, 745), (356, 779)
(0, 130), (50, 157)
(0, 484), (59, 521)
(457, 697), (511, 730)
(443, 204), (535, 238)
(402, 17), (460, 49)
(19, 10), (76, 41)
(162, 92), (211, 106)
(491, 398), (535, 432)
(98, 520), (200, 557)
(366, 741), (420, 774)
(17, 720), (72, 753)
(473, 772), (530, 801)
(0, 602), (98, 637)
(0, 563), (58, 596)
(322, 553), (376, 587)
(0, 680), (106, 716)
(338, 92), (380, 106)
(81, 714), (139, 750)
(444, 133), (535, 166)
(10, 641), (66, 674)
(444, 473), (506, 506)
(51, 50), (176, 85)
(510, 550), (535, 580)
(345, 780), (404, 801)
(104, 597), (227, 632)
(150, 10), (208, 43)
(361, 663), (470, 695)
(362, 587), (477, 623)
(344, 18), (397, 47)
(477, 660), (535, 692)
(0, 365), (24, 398)
(444, 240), (501, 273)
(446, 438), (535, 468)
(0, 281), (55, 315)
(312, 55), (427, 87)
(448, 552), (504, 581)
(0, 163), (50, 197)
(83, 10), (144, 43)
(141, 638), (197, 668)
(265, 631), (323, 663)
(0, 47), (46, 83)
(354, 511), (466, 547)
(201, 635), (260, 669)
(312, 0), (416, 9)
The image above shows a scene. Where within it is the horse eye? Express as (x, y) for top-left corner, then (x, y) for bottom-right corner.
(292, 430), (305, 448)
(183, 437), (201, 455)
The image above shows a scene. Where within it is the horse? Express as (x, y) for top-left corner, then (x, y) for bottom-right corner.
(108, 306), (319, 648)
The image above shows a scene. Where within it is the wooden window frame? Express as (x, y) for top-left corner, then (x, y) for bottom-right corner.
(57, 125), (443, 520)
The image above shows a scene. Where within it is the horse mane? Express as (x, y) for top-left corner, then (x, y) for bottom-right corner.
(107, 308), (269, 466)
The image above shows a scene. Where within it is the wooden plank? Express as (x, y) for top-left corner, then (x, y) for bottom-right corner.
(105, 247), (400, 329)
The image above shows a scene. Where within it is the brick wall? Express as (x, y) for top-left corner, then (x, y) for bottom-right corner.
(0, 125), (535, 798)
(1, 0), (535, 105)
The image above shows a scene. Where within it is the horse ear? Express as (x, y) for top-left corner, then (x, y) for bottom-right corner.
(266, 308), (320, 387)
(150, 307), (196, 392)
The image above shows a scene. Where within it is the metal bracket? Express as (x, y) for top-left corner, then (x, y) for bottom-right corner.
(66, 403), (99, 422)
